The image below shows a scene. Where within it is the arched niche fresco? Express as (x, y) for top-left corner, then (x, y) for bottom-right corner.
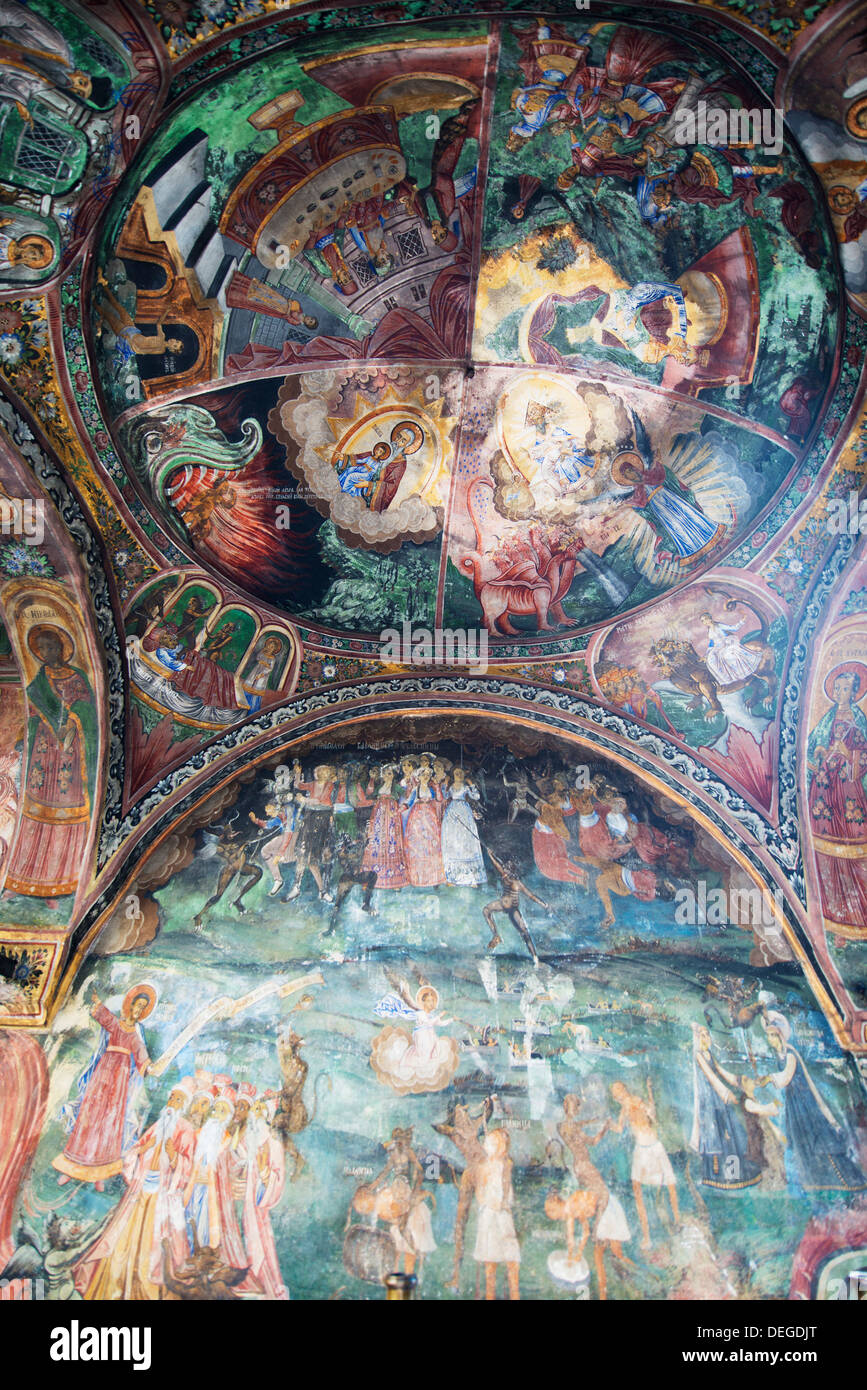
(4, 719), (864, 1303)
(0, 439), (106, 947)
(0, 0), (864, 1318)
(0, 609), (25, 892)
(587, 573), (788, 813)
(92, 15), (840, 650)
(0, 605), (60, 1024)
(802, 541), (867, 1039)
(121, 569), (298, 799)
(1, 581), (99, 902)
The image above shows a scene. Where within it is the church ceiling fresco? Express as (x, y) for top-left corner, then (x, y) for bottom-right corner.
(0, 0), (866, 1306)
(93, 15), (840, 649)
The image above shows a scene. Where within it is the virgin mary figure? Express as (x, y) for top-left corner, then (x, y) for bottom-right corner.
(335, 421), (424, 513)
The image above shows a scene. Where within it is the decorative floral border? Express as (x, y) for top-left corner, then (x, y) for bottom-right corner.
(159, 0), (832, 81)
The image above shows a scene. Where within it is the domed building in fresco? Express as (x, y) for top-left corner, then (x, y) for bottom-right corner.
(0, 0), (866, 1311)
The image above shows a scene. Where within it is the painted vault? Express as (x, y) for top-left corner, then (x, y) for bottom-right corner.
(0, 0), (866, 1303)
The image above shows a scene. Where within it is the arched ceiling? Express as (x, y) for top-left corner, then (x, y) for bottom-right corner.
(95, 15), (838, 649)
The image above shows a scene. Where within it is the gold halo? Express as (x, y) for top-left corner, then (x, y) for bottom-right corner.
(611, 451), (645, 487)
(823, 661), (867, 702)
(391, 420), (424, 455)
(123, 982), (157, 1019)
(845, 96), (867, 141)
(827, 183), (857, 216)
(14, 234), (54, 269)
(27, 623), (74, 664)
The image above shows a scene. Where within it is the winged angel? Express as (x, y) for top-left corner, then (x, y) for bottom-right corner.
(370, 966), (460, 1095)
(609, 413), (745, 580)
(538, 410), (744, 590)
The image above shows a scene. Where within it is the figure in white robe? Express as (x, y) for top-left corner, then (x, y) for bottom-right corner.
(183, 1104), (230, 1251)
(473, 1129), (521, 1300)
(441, 772), (485, 887)
(526, 409), (593, 495)
(700, 614), (762, 686)
(370, 974), (459, 1094)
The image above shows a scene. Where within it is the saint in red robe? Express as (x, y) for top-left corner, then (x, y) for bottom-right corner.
(5, 654), (97, 899)
(53, 1001), (149, 1183)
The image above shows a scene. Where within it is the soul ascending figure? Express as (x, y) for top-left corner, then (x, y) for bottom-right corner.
(370, 970), (459, 1094)
(525, 400), (592, 495)
(700, 612), (763, 686)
